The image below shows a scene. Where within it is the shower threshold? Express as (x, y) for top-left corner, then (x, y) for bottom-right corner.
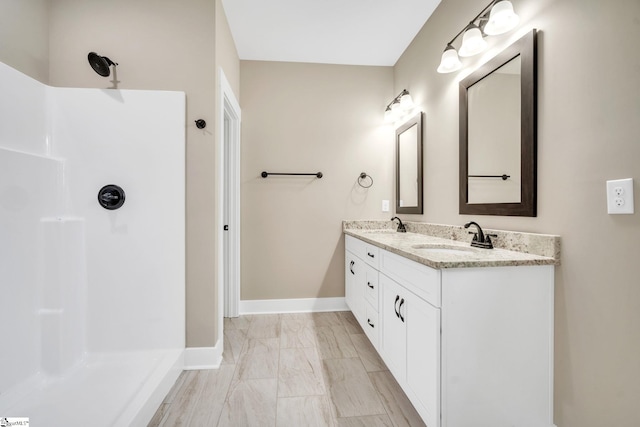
(0, 349), (183, 427)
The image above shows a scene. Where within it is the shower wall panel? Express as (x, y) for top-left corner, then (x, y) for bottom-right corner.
(0, 148), (63, 393)
(0, 61), (62, 395)
(39, 217), (87, 375)
(0, 62), (50, 155)
(50, 87), (186, 353)
(0, 60), (186, 407)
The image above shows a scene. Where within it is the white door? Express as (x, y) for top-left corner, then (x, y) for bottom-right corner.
(218, 68), (241, 323)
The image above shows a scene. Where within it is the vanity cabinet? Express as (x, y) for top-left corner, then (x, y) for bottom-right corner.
(344, 235), (555, 427)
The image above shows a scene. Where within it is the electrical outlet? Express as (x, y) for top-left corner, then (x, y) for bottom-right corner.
(382, 200), (390, 212)
(607, 178), (634, 214)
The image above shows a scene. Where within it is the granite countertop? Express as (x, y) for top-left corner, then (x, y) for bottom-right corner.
(343, 221), (560, 269)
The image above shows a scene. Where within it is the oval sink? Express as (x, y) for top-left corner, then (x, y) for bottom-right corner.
(362, 230), (397, 234)
(411, 244), (476, 256)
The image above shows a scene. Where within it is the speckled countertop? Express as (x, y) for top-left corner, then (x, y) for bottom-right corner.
(343, 220), (560, 269)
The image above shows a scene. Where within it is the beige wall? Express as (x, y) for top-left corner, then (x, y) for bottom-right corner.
(394, 0), (640, 425)
(216, 0), (240, 97)
(0, 0), (50, 82)
(240, 61), (394, 300)
(48, 0), (239, 347)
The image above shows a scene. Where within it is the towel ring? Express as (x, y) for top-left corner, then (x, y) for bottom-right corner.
(357, 172), (373, 188)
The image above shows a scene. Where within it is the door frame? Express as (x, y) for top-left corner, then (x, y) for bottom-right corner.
(217, 67), (241, 332)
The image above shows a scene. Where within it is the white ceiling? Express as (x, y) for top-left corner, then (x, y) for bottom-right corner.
(221, 0), (442, 66)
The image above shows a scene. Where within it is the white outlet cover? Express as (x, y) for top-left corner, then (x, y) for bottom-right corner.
(607, 178), (634, 214)
(382, 200), (390, 212)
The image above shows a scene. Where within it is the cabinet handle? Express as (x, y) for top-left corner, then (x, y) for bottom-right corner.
(398, 298), (405, 323)
(367, 282), (374, 289)
(367, 252), (375, 259)
(367, 319), (375, 328)
(394, 295), (400, 318)
(349, 260), (355, 275)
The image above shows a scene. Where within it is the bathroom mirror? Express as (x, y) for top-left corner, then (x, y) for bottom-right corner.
(396, 112), (423, 214)
(459, 29), (537, 216)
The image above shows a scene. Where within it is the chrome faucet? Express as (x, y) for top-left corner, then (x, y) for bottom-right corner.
(391, 217), (407, 233)
(464, 221), (496, 249)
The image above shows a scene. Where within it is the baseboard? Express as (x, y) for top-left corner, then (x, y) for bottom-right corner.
(239, 297), (349, 314)
(183, 343), (222, 370)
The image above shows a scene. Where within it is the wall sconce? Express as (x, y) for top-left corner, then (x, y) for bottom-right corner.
(384, 89), (415, 123)
(437, 0), (520, 73)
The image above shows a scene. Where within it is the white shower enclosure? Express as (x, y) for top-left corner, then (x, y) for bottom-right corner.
(0, 61), (185, 426)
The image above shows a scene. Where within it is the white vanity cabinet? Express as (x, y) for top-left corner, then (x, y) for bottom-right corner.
(344, 234), (555, 427)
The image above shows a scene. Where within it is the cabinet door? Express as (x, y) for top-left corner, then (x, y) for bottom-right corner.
(380, 274), (407, 384)
(406, 294), (441, 427)
(345, 251), (364, 323)
(363, 302), (379, 349)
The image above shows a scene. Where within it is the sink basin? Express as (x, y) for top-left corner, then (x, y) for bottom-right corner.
(411, 244), (476, 256)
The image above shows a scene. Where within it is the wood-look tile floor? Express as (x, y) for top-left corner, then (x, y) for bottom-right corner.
(148, 312), (426, 427)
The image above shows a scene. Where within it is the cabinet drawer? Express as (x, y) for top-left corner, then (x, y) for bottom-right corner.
(364, 302), (379, 348)
(362, 243), (379, 269)
(364, 264), (379, 307)
(345, 235), (380, 269)
(345, 235), (364, 254)
(380, 249), (441, 308)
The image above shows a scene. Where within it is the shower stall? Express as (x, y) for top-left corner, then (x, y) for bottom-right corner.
(0, 61), (185, 426)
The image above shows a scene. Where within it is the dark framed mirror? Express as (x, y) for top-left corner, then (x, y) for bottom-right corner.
(459, 29), (537, 216)
(396, 112), (423, 214)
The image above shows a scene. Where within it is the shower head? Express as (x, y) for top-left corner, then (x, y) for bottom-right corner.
(88, 52), (118, 77)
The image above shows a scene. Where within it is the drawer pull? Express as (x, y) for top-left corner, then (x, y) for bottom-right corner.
(398, 298), (405, 323)
(367, 252), (375, 258)
(394, 295), (400, 318)
(349, 260), (355, 275)
(367, 319), (375, 328)
(367, 282), (374, 289)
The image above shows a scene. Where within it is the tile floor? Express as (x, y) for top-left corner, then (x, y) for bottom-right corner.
(148, 311), (426, 427)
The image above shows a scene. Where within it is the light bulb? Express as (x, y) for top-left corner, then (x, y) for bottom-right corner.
(484, 0), (519, 36)
(400, 92), (414, 110)
(437, 45), (462, 73)
(391, 101), (401, 115)
(384, 108), (393, 123)
(459, 24), (487, 57)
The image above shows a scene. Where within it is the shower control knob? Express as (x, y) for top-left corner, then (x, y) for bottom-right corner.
(98, 185), (126, 210)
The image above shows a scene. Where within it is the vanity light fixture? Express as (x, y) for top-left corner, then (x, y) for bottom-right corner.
(437, 0), (520, 73)
(384, 89), (415, 123)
